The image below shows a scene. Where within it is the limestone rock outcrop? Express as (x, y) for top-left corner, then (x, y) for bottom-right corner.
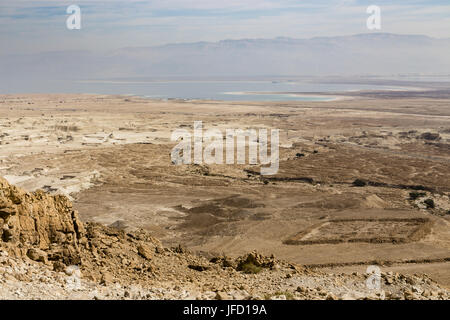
(0, 176), (85, 264)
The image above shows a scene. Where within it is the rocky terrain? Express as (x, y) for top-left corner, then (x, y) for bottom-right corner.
(0, 176), (449, 300)
(0, 94), (449, 299)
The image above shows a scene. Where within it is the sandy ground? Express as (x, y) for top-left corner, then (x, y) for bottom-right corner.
(1, 93), (449, 288)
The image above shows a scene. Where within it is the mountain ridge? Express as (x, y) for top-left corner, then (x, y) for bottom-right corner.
(2, 33), (450, 91)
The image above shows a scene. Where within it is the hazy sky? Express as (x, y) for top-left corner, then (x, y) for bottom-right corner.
(1, 0), (450, 54)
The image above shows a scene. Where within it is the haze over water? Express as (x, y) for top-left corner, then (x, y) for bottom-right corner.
(7, 79), (409, 102)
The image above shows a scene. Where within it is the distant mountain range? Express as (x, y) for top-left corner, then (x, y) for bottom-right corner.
(2, 33), (450, 91)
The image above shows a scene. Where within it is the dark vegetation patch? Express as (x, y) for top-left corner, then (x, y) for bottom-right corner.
(409, 192), (426, 200)
(424, 199), (435, 209)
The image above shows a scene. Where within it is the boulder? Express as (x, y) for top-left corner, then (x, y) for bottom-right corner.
(26, 248), (48, 263)
(100, 271), (114, 285)
(215, 291), (230, 300)
(137, 244), (153, 260)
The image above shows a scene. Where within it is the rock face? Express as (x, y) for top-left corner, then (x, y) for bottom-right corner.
(0, 177), (85, 264)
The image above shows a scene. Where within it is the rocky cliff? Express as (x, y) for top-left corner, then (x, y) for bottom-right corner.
(0, 176), (84, 265)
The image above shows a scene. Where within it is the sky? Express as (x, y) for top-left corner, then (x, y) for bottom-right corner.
(1, 0), (450, 54)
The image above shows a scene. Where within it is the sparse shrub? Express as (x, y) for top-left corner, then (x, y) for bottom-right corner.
(419, 132), (440, 141)
(239, 262), (262, 274)
(296, 153), (305, 158)
(54, 125), (79, 132)
(409, 192), (426, 200)
(423, 199), (435, 209)
(236, 251), (274, 273)
(353, 179), (366, 187)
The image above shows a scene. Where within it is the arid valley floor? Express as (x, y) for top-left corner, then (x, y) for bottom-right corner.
(0, 94), (449, 299)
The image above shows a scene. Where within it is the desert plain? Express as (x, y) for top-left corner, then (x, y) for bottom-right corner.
(0, 93), (449, 299)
